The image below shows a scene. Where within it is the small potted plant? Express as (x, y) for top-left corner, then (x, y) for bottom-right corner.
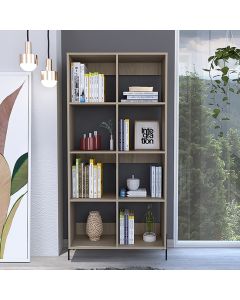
(204, 45), (240, 136)
(100, 119), (114, 150)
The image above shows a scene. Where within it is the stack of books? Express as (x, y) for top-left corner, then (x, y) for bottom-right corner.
(121, 86), (158, 103)
(127, 188), (147, 198)
(72, 158), (103, 199)
(119, 118), (130, 151)
(150, 165), (162, 198)
(119, 209), (134, 245)
(71, 62), (105, 103)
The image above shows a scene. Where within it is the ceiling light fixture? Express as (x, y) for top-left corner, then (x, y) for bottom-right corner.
(41, 30), (58, 88)
(20, 30), (38, 72)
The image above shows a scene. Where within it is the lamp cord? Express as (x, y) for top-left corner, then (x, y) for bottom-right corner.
(47, 30), (50, 59)
(27, 30), (29, 42)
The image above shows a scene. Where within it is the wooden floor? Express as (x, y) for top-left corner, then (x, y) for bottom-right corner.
(1, 248), (240, 270)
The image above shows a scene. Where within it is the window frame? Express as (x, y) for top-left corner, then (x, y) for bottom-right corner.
(174, 30), (240, 247)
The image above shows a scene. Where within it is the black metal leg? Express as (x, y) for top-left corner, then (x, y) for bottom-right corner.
(68, 249), (71, 261)
(165, 234), (168, 261)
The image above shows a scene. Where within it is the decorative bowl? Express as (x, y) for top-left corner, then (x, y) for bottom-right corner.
(127, 175), (140, 191)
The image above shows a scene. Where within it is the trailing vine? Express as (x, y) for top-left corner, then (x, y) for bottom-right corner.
(204, 46), (240, 136)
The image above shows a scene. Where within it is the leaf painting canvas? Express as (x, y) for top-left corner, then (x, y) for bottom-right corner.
(0, 73), (31, 262)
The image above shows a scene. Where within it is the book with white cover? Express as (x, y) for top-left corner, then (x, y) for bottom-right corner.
(124, 119), (130, 151)
(98, 74), (104, 102)
(150, 166), (156, 198)
(157, 166), (162, 198)
(72, 165), (76, 198)
(128, 211), (134, 245)
(89, 73), (93, 102)
(75, 158), (81, 198)
(127, 95), (158, 100)
(97, 163), (102, 198)
(93, 164), (98, 198)
(89, 159), (94, 198)
(155, 166), (159, 198)
(127, 188), (147, 197)
(84, 74), (89, 102)
(121, 99), (158, 103)
(119, 210), (124, 245)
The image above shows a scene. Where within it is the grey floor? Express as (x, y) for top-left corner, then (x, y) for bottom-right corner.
(1, 248), (240, 270)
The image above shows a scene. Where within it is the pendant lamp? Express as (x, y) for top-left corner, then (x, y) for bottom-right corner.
(41, 30), (58, 88)
(20, 30), (38, 71)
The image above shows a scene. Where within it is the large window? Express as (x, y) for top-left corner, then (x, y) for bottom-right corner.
(178, 31), (240, 241)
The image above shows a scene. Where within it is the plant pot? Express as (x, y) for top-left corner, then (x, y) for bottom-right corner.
(86, 211), (103, 241)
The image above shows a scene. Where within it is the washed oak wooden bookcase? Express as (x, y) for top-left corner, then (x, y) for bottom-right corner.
(67, 53), (168, 260)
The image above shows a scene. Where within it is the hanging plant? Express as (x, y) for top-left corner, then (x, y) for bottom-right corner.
(204, 45), (240, 136)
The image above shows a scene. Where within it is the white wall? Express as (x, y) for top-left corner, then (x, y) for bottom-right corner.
(0, 30), (62, 256)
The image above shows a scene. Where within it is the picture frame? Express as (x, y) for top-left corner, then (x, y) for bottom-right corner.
(134, 120), (160, 150)
(0, 72), (31, 263)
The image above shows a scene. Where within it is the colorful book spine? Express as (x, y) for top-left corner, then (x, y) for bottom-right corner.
(71, 62), (81, 102)
(89, 159), (94, 198)
(119, 210), (125, 245)
(72, 165), (76, 198)
(124, 119), (130, 151)
(80, 64), (88, 102)
(93, 164), (98, 198)
(128, 211), (134, 245)
(75, 158), (81, 198)
(97, 163), (102, 198)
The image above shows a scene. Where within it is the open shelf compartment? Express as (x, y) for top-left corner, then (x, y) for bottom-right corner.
(69, 202), (116, 249)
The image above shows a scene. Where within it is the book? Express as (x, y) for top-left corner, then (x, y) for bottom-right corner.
(97, 163), (102, 198)
(119, 119), (124, 151)
(79, 162), (85, 198)
(156, 166), (162, 198)
(124, 119), (130, 151)
(84, 164), (89, 198)
(93, 164), (98, 198)
(123, 91), (158, 96)
(72, 165), (76, 198)
(150, 166), (156, 198)
(124, 209), (129, 245)
(80, 63), (88, 102)
(71, 62), (81, 102)
(75, 158), (81, 198)
(98, 74), (105, 102)
(89, 159), (95, 198)
(128, 211), (134, 245)
(127, 188), (147, 197)
(119, 209), (125, 245)
(120, 99), (158, 103)
(84, 74), (89, 102)
(127, 95), (158, 100)
(129, 86), (153, 92)
(155, 165), (159, 198)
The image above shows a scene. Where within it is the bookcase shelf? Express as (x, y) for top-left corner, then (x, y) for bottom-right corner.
(67, 52), (168, 258)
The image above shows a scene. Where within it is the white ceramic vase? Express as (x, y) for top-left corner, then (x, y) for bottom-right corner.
(86, 211), (103, 241)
